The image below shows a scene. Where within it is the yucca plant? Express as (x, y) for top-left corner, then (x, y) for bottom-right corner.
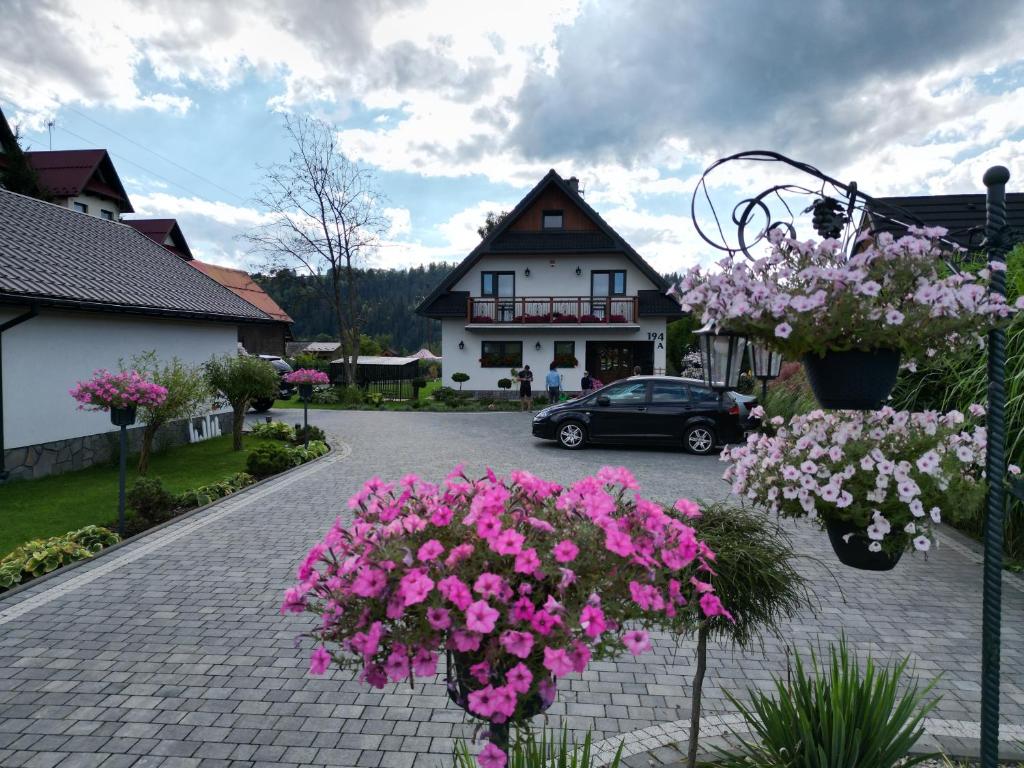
(453, 724), (623, 768)
(717, 639), (939, 768)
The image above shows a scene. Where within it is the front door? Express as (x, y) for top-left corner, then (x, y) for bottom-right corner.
(586, 341), (654, 385)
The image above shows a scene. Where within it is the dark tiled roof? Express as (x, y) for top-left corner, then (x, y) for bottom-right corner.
(416, 169), (667, 317)
(865, 194), (1024, 250)
(490, 230), (616, 252)
(0, 188), (271, 322)
(637, 289), (684, 317)
(24, 149), (134, 212)
(420, 290), (469, 318)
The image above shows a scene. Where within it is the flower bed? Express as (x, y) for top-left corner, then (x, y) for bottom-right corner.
(722, 406), (990, 559)
(284, 466), (729, 766)
(0, 526), (120, 591)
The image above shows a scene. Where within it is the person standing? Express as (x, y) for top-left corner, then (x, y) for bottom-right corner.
(632, 365), (642, 376)
(545, 363), (561, 402)
(517, 365), (534, 411)
(580, 370), (593, 395)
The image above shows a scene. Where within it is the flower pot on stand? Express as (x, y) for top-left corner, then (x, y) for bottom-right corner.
(298, 383), (314, 401)
(109, 405), (137, 537)
(824, 518), (903, 571)
(446, 651), (551, 754)
(109, 405), (137, 427)
(802, 349), (900, 410)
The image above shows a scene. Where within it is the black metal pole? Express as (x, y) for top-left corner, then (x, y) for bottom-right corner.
(303, 399), (309, 448)
(118, 424), (127, 536)
(981, 165), (1010, 768)
(760, 378), (768, 404)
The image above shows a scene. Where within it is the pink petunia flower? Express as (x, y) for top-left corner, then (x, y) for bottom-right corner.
(398, 570), (434, 606)
(412, 647), (438, 676)
(478, 742), (507, 768)
(530, 610), (561, 636)
(417, 539), (445, 562)
(465, 600), (500, 634)
(579, 604), (607, 638)
(309, 647), (331, 676)
(511, 597), (536, 622)
(622, 630), (651, 655)
(506, 662), (533, 693)
(699, 592), (733, 620)
(513, 548), (541, 574)
(490, 528), (525, 556)
(426, 606), (451, 630)
(473, 573), (506, 599)
(438, 575), (473, 611)
(543, 647), (574, 677)
(499, 630), (534, 659)
(552, 540), (579, 563)
(604, 528), (634, 557)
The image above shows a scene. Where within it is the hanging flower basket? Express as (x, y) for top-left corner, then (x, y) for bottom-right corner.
(109, 405), (137, 427)
(722, 407), (989, 570)
(446, 650), (552, 723)
(824, 518), (902, 571)
(802, 348), (900, 410)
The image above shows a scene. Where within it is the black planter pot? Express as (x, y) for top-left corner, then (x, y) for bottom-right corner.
(109, 405), (137, 427)
(802, 348), (901, 410)
(824, 518), (903, 571)
(298, 383), (314, 401)
(446, 651), (550, 722)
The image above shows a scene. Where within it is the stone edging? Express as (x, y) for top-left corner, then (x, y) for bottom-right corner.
(0, 439), (344, 607)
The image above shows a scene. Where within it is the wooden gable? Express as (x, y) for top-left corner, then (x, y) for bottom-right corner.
(507, 185), (598, 232)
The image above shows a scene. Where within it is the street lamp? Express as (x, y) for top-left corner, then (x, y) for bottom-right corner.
(749, 339), (783, 402)
(695, 322), (747, 392)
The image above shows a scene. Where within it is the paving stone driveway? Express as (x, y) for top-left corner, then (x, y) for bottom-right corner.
(1, 409), (1022, 768)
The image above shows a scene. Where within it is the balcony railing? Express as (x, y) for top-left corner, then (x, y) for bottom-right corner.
(467, 296), (638, 325)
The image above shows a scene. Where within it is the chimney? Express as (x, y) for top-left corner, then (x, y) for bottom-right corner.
(567, 176), (579, 193)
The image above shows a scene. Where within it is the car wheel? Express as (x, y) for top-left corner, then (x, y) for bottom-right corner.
(557, 421), (586, 450)
(251, 398), (273, 413)
(684, 424), (716, 455)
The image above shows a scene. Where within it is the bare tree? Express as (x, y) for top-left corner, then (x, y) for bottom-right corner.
(245, 114), (387, 384)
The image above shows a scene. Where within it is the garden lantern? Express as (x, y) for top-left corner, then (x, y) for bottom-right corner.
(695, 322), (747, 392)
(749, 339), (783, 402)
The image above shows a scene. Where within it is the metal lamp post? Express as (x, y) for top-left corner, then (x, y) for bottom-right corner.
(298, 383), (313, 448)
(109, 405), (137, 536)
(694, 322), (747, 393)
(749, 340), (783, 403)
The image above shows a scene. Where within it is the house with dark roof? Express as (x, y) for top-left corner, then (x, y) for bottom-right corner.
(862, 193), (1024, 250)
(125, 218), (194, 260)
(417, 170), (681, 391)
(0, 187), (276, 482)
(24, 148), (134, 221)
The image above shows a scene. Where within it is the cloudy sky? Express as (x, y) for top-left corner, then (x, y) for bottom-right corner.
(3, 0), (1023, 273)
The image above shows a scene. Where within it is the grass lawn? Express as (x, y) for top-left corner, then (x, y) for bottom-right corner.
(0, 434), (277, 556)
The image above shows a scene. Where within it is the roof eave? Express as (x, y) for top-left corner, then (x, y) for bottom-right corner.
(0, 292), (277, 325)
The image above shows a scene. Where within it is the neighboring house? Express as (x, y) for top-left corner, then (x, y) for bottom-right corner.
(416, 170), (682, 392)
(863, 194), (1024, 250)
(0, 188), (275, 482)
(24, 148), (134, 220)
(301, 341), (342, 358)
(190, 262), (293, 356)
(126, 217), (294, 356)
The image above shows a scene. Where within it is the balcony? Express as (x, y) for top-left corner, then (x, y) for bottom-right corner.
(466, 296), (639, 327)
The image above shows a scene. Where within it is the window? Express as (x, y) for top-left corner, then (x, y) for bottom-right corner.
(601, 381), (648, 403)
(591, 270), (626, 296)
(481, 341), (523, 368)
(651, 381), (689, 403)
(481, 271), (515, 297)
(553, 341), (576, 368)
(100, 209), (114, 220)
(542, 210), (564, 229)
(73, 202), (88, 214)
(688, 385), (719, 403)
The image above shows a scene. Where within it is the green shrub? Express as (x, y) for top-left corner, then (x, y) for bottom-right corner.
(204, 354), (280, 450)
(291, 440), (329, 464)
(292, 424), (326, 444)
(250, 421), (295, 441)
(432, 385), (456, 402)
(333, 385), (365, 405)
(366, 392), (384, 407)
(292, 352), (329, 372)
(454, 724), (622, 768)
(717, 639), (938, 768)
(312, 387), (343, 404)
(451, 371), (470, 390)
(0, 526), (120, 591)
(497, 377), (513, 390)
(533, 395), (549, 406)
(176, 472), (256, 508)
(126, 477), (177, 525)
(246, 442), (295, 479)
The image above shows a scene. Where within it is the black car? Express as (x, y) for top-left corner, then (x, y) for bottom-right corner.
(531, 376), (758, 454)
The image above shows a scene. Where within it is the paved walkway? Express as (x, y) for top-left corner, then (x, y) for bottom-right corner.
(1, 409), (1022, 768)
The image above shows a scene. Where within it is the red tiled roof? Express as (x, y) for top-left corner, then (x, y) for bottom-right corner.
(191, 260), (293, 324)
(124, 218), (194, 260)
(24, 149), (134, 212)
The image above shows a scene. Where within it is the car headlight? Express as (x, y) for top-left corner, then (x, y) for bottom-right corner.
(533, 408), (553, 421)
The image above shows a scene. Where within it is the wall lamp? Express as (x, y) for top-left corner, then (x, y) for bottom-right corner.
(524, 268), (531, 277)
(458, 340), (465, 350)
(575, 266), (582, 276)
(534, 341), (542, 351)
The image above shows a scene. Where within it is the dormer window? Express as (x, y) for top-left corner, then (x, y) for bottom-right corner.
(73, 202), (88, 214)
(542, 210), (564, 230)
(100, 209), (114, 220)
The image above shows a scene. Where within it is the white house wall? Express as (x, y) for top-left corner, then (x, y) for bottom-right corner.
(0, 308), (237, 449)
(61, 193), (123, 221)
(449, 253), (661, 296)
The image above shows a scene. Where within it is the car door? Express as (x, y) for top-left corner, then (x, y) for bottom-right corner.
(586, 380), (650, 441)
(644, 380), (692, 440)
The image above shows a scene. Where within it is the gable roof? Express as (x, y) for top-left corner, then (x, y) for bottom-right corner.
(0, 106), (17, 157)
(191, 260), (293, 324)
(24, 149), (134, 212)
(864, 194), (1024, 250)
(416, 169), (667, 315)
(125, 218), (194, 260)
(0, 188), (271, 323)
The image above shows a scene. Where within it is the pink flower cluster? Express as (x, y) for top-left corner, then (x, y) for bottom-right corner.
(722, 406), (988, 554)
(285, 368), (331, 385)
(69, 369), (168, 411)
(284, 465), (726, 755)
(669, 228), (1022, 358)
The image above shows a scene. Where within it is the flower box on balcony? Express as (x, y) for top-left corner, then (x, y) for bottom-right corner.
(580, 314), (603, 323)
(609, 314), (628, 323)
(523, 313), (552, 323)
(470, 315), (494, 323)
(552, 314), (578, 323)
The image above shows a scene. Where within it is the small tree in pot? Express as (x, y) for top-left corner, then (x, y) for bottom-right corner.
(204, 355), (280, 450)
